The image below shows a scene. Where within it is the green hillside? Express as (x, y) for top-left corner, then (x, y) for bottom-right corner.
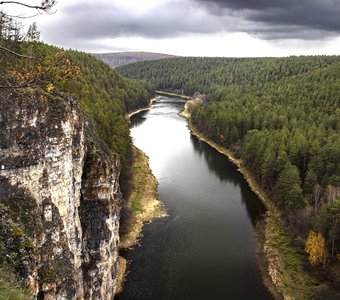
(118, 56), (340, 297)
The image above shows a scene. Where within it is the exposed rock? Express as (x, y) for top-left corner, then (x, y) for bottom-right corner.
(0, 91), (122, 299)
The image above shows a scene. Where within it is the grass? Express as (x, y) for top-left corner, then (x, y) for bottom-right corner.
(0, 267), (32, 300)
(0, 203), (34, 300)
(131, 191), (143, 212)
(133, 165), (145, 174)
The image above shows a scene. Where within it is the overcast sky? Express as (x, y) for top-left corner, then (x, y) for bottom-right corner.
(5, 0), (340, 56)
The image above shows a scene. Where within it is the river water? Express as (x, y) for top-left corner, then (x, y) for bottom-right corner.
(119, 97), (273, 300)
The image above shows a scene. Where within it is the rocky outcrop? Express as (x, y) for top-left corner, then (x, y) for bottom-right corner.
(0, 91), (122, 299)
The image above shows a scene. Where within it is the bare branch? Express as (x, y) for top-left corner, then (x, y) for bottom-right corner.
(0, 1), (56, 12)
(0, 45), (37, 60)
(0, 74), (12, 85)
(0, 84), (25, 88)
(6, 12), (39, 19)
(0, 74), (21, 94)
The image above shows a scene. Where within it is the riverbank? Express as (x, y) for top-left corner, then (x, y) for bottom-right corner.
(155, 90), (191, 100)
(116, 146), (167, 293)
(180, 100), (315, 300)
(127, 96), (160, 118)
(120, 146), (167, 249)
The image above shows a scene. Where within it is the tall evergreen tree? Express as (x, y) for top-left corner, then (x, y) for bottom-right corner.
(274, 162), (304, 210)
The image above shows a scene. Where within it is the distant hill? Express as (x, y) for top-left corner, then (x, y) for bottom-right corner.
(92, 52), (176, 68)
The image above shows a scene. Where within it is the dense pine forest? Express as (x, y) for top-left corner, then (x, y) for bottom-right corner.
(118, 57), (340, 297)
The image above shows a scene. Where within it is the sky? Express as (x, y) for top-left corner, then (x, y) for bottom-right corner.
(4, 0), (340, 56)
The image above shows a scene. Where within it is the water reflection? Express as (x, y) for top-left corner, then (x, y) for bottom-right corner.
(130, 109), (148, 127)
(190, 135), (240, 185)
(190, 135), (266, 225)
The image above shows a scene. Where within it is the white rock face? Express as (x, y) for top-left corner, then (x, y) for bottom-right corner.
(0, 93), (122, 299)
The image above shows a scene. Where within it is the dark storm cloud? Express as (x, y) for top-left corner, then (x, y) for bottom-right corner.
(44, 0), (340, 46)
(195, 0), (340, 38)
(48, 1), (240, 40)
(196, 0), (289, 10)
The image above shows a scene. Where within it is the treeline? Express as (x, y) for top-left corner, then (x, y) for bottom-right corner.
(118, 56), (340, 297)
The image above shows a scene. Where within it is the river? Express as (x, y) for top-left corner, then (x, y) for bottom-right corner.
(118, 97), (273, 300)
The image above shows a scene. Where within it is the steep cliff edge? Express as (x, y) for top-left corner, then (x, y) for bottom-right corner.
(0, 91), (122, 299)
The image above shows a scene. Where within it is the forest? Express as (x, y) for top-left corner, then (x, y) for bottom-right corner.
(118, 56), (340, 297)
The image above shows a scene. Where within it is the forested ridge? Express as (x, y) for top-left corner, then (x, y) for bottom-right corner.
(56, 47), (153, 169)
(118, 56), (340, 297)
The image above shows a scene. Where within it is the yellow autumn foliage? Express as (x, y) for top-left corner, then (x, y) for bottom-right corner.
(305, 230), (325, 266)
(46, 83), (54, 93)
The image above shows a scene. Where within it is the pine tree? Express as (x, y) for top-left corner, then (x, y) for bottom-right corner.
(26, 22), (40, 42)
(273, 162), (304, 210)
(304, 168), (317, 195)
(261, 145), (276, 189)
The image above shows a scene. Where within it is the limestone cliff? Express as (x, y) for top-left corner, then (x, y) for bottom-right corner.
(0, 91), (122, 299)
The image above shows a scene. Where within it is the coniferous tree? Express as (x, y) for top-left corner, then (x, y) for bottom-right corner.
(26, 22), (40, 42)
(273, 162), (304, 210)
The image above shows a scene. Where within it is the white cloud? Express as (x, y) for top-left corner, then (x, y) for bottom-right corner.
(89, 33), (340, 57)
(6, 0), (340, 56)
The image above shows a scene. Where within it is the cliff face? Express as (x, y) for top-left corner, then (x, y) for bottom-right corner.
(0, 92), (122, 299)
